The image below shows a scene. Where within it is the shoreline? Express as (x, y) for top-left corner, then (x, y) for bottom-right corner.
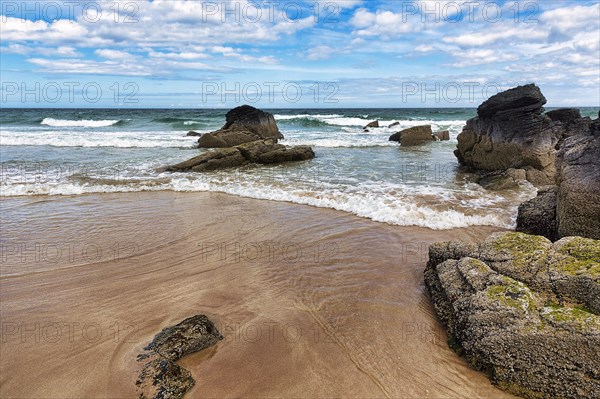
(0, 191), (514, 398)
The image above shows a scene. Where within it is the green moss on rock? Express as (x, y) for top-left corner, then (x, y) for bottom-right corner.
(491, 232), (550, 268)
(554, 237), (600, 276)
(541, 305), (600, 331)
(486, 278), (537, 312)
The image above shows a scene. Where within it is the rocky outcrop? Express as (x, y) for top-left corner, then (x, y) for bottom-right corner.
(478, 168), (526, 191)
(433, 130), (450, 141)
(516, 109), (600, 240)
(137, 315), (223, 399)
(164, 139), (315, 172)
(516, 186), (558, 241)
(198, 105), (283, 148)
(363, 120), (379, 129)
(555, 132), (600, 239)
(425, 232), (600, 399)
(455, 84), (561, 186)
(389, 125), (434, 145)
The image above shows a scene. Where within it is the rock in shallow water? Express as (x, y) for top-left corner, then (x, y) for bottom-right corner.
(198, 105), (283, 148)
(136, 315), (223, 399)
(389, 125), (434, 145)
(455, 84), (560, 186)
(163, 139), (315, 172)
(424, 232), (600, 399)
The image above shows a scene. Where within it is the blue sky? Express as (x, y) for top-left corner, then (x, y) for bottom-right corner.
(1, 0), (599, 108)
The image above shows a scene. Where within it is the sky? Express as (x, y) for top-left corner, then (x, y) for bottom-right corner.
(1, 0), (599, 108)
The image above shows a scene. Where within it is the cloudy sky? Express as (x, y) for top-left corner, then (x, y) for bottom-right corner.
(1, 0), (599, 107)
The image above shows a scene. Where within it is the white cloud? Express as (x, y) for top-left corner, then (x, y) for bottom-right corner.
(448, 49), (519, 67)
(350, 8), (416, 37)
(306, 45), (336, 60)
(414, 45), (434, 53)
(95, 49), (135, 60)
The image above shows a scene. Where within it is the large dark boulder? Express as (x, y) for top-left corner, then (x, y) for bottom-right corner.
(164, 139), (315, 172)
(424, 232), (600, 399)
(455, 84), (561, 186)
(198, 105), (283, 148)
(516, 186), (558, 241)
(515, 110), (600, 241)
(477, 83), (546, 117)
(546, 108), (581, 124)
(556, 134), (600, 239)
(389, 125), (434, 145)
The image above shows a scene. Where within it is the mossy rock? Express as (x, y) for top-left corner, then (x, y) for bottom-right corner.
(541, 305), (600, 332)
(490, 232), (551, 268)
(553, 237), (600, 276)
(485, 277), (538, 313)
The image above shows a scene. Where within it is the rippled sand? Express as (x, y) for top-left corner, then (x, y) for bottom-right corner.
(0, 192), (515, 398)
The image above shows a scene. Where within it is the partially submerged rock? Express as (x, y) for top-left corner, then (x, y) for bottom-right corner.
(477, 168), (526, 191)
(389, 125), (434, 145)
(424, 232), (600, 399)
(363, 120), (379, 129)
(186, 131), (201, 137)
(455, 84), (560, 186)
(198, 105), (283, 148)
(433, 130), (450, 141)
(137, 315), (223, 399)
(164, 139), (314, 172)
(388, 121), (400, 128)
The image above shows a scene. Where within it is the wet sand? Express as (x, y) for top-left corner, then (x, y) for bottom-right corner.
(0, 191), (516, 398)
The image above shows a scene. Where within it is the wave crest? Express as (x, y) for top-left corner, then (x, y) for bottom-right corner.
(41, 118), (123, 128)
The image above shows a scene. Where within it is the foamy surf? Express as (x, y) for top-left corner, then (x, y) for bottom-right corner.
(40, 118), (122, 128)
(0, 130), (198, 148)
(0, 171), (537, 230)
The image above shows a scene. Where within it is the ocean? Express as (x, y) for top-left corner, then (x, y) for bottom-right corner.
(2, 107), (598, 229)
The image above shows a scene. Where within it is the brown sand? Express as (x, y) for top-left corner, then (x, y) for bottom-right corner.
(0, 191), (516, 398)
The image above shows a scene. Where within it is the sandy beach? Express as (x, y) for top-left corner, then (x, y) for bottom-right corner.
(0, 191), (515, 398)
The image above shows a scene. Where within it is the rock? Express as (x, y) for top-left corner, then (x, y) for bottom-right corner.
(186, 131), (202, 137)
(164, 139), (315, 172)
(513, 110), (600, 241)
(389, 125), (434, 145)
(388, 131), (401, 142)
(556, 133), (600, 239)
(136, 315), (223, 399)
(363, 120), (379, 129)
(546, 108), (581, 124)
(198, 105), (282, 148)
(424, 232), (600, 399)
(388, 121), (400, 128)
(143, 315), (224, 361)
(198, 133), (229, 148)
(455, 84), (561, 186)
(433, 130), (450, 141)
(137, 358), (194, 399)
(166, 147), (247, 172)
(516, 186), (558, 241)
(254, 146), (315, 164)
(478, 168), (526, 190)
(477, 83), (546, 118)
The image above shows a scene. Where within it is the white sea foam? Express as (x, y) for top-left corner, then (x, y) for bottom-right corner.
(281, 138), (397, 148)
(0, 173), (534, 230)
(41, 118), (121, 128)
(0, 130), (197, 148)
(274, 114), (342, 120)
